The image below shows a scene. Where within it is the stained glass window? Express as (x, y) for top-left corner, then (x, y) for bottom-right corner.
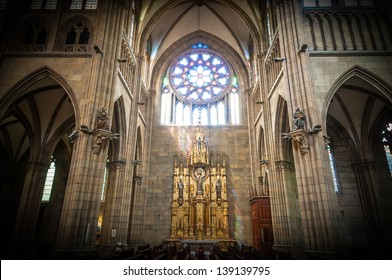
(42, 157), (56, 202)
(161, 43), (240, 125)
(382, 122), (392, 177)
(101, 160), (109, 202)
(327, 144), (341, 192)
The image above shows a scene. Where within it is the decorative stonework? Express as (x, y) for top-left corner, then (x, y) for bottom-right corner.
(275, 160), (295, 172)
(289, 130), (310, 154)
(108, 160), (126, 171)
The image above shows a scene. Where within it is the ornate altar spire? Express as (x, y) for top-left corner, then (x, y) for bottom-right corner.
(170, 126), (230, 241)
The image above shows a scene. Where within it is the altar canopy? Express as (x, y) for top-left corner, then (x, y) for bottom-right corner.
(170, 126), (230, 240)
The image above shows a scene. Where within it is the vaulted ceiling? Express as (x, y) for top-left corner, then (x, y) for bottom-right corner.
(139, 0), (262, 64)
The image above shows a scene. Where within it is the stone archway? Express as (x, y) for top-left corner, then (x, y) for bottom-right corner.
(326, 67), (392, 257)
(0, 67), (77, 258)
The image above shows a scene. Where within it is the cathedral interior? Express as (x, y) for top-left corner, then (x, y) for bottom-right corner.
(0, 0), (392, 260)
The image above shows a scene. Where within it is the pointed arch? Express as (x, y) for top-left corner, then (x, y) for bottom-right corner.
(55, 15), (94, 52)
(275, 96), (290, 160)
(323, 65), (392, 128)
(0, 66), (80, 127)
(111, 97), (127, 159)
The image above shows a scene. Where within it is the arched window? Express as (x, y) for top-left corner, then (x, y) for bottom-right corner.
(19, 19), (48, 51)
(101, 158), (109, 202)
(160, 43), (240, 126)
(42, 157), (56, 202)
(129, 0), (136, 47)
(382, 122), (392, 177)
(62, 19), (90, 52)
(327, 144), (341, 192)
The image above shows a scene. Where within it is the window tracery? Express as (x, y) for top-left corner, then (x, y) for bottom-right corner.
(160, 43), (240, 126)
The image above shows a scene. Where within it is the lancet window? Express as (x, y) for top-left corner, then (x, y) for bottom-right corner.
(382, 122), (392, 177)
(42, 157), (56, 202)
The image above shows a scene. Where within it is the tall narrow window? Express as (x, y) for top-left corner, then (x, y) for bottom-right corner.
(382, 122), (392, 177)
(160, 43), (240, 126)
(101, 159), (109, 202)
(42, 157), (56, 202)
(129, 0), (136, 47)
(327, 144), (341, 192)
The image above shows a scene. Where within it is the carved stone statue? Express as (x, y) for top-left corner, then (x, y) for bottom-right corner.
(95, 107), (110, 130)
(292, 107), (305, 130)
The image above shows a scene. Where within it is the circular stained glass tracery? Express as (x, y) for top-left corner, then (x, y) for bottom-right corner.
(169, 50), (231, 103)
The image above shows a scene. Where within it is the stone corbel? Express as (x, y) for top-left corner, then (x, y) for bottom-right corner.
(92, 129), (112, 156)
(289, 130), (310, 154)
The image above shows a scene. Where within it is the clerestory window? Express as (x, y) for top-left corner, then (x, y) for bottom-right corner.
(62, 19), (90, 52)
(30, 0), (57, 9)
(69, 0), (98, 9)
(382, 122), (392, 177)
(19, 19), (48, 52)
(42, 157), (56, 202)
(327, 144), (341, 192)
(160, 43), (240, 126)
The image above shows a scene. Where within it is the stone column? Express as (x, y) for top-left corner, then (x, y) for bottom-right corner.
(54, 0), (126, 257)
(100, 160), (127, 247)
(276, 0), (342, 257)
(13, 161), (49, 250)
(272, 160), (304, 257)
(352, 160), (384, 252)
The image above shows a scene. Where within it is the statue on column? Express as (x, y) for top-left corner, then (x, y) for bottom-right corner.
(95, 107), (110, 130)
(292, 107), (305, 130)
(195, 168), (205, 195)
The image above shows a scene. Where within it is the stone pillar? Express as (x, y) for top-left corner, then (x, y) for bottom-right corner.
(276, 0), (342, 257)
(289, 130), (342, 257)
(100, 160), (127, 247)
(352, 160), (384, 253)
(13, 161), (49, 250)
(123, 53), (145, 244)
(54, 0), (126, 257)
(272, 160), (304, 258)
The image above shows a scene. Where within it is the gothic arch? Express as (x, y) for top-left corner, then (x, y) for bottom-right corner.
(275, 96), (291, 160)
(0, 66), (80, 126)
(55, 15), (94, 52)
(323, 65), (392, 128)
(0, 66), (78, 255)
(15, 15), (50, 51)
(324, 65), (392, 255)
(110, 97), (127, 159)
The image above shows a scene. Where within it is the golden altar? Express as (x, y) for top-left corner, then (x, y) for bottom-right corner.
(169, 126), (230, 241)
